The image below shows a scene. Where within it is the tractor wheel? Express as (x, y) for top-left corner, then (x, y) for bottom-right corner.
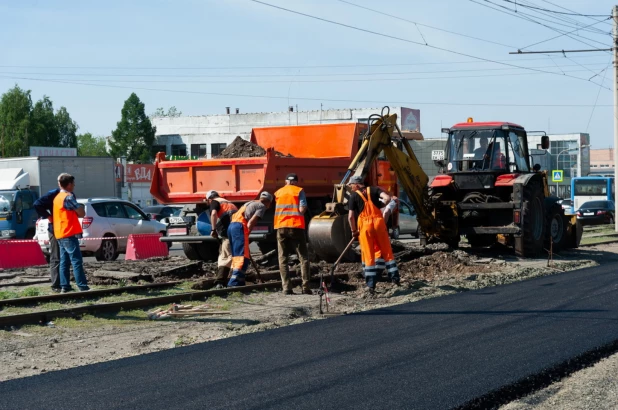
(515, 183), (545, 257)
(545, 203), (567, 253)
(466, 234), (496, 248)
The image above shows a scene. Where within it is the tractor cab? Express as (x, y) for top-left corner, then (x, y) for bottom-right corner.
(442, 120), (532, 175)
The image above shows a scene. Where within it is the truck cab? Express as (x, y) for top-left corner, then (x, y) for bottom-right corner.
(0, 169), (38, 239)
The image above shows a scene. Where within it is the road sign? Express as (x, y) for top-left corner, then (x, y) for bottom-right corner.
(552, 170), (563, 182)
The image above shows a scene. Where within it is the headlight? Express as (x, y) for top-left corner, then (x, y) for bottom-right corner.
(1, 230), (16, 237)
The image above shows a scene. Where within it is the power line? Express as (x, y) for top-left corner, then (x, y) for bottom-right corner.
(1, 63), (610, 79)
(513, 0), (610, 35)
(248, 0), (611, 90)
(0, 74), (611, 108)
(337, 0), (516, 49)
(518, 17), (611, 50)
(586, 57), (612, 132)
(471, 0), (611, 49)
(538, 0), (612, 26)
(501, 0), (610, 17)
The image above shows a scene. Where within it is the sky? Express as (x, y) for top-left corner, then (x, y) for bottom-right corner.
(0, 0), (616, 148)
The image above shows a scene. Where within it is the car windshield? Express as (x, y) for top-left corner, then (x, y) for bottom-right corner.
(0, 193), (14, 214)
(171, 208), (181, 217)
(581, 201), (610, 209)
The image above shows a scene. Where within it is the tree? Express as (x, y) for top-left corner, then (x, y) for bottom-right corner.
(0, 85), (32, 157)
(55, 107), (78, 148)
(30, 96), (59, 147)
(151, 106), (182, 118)
(109, 93), (156, 163)
(77, 133), (108, 156)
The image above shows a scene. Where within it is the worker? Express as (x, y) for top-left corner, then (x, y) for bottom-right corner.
(347, 175), (400, 292)
(53, 173), (89, 292)
(206, 190), (238, 289)
(274, 173), (311, 295)
(227, 191), (273, 287)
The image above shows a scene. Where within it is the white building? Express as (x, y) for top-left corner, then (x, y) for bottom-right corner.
(528, 133), (591, 198)
(151, 107), (421, 158)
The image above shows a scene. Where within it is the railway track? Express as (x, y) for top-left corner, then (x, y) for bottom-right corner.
(0, 273), (352, 328)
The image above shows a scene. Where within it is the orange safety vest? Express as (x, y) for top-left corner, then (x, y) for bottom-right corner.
(232, 201), (257, 225)
(273, 185), (305, 229)
(213, 197), (238, 217)
(53, 191), (83, 240)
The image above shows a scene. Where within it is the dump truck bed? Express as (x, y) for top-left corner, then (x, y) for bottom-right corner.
(150, 123), (366, 204)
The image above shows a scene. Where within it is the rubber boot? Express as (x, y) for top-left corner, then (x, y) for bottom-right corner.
(215, 266), (230, 287)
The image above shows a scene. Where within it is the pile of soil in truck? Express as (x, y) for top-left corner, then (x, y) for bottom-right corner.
(216, 136), (291, 158)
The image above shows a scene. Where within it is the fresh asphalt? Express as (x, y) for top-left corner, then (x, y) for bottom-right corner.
(2, 260), (618, 409)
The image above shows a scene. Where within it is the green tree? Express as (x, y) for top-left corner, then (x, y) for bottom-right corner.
(109, 93), (156, 163)
(0, 85), (32, 157)
(77, 132), (108, 156)
(55, 106), (78, 148)
(30, 96), (59, 147)
(151, 106), (182, 118)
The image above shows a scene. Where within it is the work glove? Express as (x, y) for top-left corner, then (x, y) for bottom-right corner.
(352, 230), (360, 239)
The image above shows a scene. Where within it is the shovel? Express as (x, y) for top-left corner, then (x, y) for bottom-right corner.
(329, 237), (356, 289)
(248, 253), (264, 284)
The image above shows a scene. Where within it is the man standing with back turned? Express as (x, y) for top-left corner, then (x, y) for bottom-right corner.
(274, 173), (311, 295)
(53, 173), (89, 292)
(347, 175), (400, 293)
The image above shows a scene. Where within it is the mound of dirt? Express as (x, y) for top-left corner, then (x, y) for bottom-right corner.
(399, 251), (494, 281)
(216, 136), (292, 159)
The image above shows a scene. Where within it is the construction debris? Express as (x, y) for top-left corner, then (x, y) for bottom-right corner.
(216, 136), (292, 158)
(147, 303), (229, 320)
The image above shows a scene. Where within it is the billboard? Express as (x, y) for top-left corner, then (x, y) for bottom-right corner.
(400, 108), (420, 132)
(125, 164), (154, 183)
(30, 146), (77, 157)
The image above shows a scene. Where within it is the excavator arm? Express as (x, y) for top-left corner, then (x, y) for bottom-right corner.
(308, 107), (444, 262)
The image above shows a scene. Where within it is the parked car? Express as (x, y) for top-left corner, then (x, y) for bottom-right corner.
(576, 200), (615, 225)
(142, 205), (182, 222)
(559, 199), (573, 213)
(390, 200), (419, 239)
(36, 198), (168, 261)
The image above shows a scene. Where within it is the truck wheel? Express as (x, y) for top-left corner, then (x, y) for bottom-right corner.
(466, 234), (495, 248)
(182, 243), (201, 260)
(545, 204), (567, 253)
(95, 236), (118, 261)
(515, 183), (545, 257)
(197, 243), (218, 262)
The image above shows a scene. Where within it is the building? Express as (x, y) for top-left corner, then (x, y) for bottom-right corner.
(527, 133), (591, 198)
(589, 148), (615, 176)
(151, 107), (421, 158)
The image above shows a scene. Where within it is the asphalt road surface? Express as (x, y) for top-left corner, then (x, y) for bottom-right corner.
(2, 262), (618, 410)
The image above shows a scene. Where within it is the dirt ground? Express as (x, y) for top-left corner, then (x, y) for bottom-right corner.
(1, 241), (618, 408)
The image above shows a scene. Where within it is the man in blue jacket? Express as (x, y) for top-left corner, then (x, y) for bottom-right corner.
(33, 188), (61, 292)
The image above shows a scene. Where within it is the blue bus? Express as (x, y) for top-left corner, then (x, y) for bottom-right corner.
(571, 177), (615, 212)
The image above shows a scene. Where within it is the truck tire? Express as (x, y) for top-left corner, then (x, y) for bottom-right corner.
(545, 203), (567, 253)
(95, 235), (118, 261)
(182, 243), (201, 260)
(515, 183), (545, 257)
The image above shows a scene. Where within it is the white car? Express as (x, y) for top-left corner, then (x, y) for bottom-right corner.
(37, 198), (168, 261)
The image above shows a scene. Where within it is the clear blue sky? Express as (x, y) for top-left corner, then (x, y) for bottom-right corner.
(1, 0), (615, 148)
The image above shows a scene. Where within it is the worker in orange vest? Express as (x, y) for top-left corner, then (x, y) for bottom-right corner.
(53, 173), (89, 292)
(206, 190), (238, 289)
(227, 192), (273, 287)
(347, 175), (400, 293)
(274, 173), (311, 295)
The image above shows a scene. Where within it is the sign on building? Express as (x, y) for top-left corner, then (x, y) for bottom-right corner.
(30, 146), (77, 157)
(551, 170), (563, 182)
(125, 164), (154, 183)
(431, 150), (445, 161)
(401, 108), (421, 132)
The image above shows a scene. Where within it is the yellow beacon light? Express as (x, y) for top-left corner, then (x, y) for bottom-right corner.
(467, 117), (474, 123)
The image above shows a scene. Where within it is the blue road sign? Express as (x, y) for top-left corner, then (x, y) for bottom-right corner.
(552, 170), (563, 183)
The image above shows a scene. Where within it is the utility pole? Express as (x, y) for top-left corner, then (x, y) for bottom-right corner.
(614, 5), (618, 233)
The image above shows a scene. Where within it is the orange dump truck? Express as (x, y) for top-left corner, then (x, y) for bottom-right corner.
(150, 122), (397, 261)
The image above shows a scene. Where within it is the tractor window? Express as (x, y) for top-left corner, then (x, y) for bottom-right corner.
(507, 132), (529, 172)
(447, 130), (497, 171)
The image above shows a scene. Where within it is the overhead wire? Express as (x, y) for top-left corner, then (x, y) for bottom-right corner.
(0, 74), (611, 108)
(537, 0), (612, 26)
(471, 0), (611, 49)
(586, 57), (612, 132)
(518, 17), (611, 50)
(248, 0), (611, 91)
(336, 0), (517, 49)
(501, 0), (610, 18)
